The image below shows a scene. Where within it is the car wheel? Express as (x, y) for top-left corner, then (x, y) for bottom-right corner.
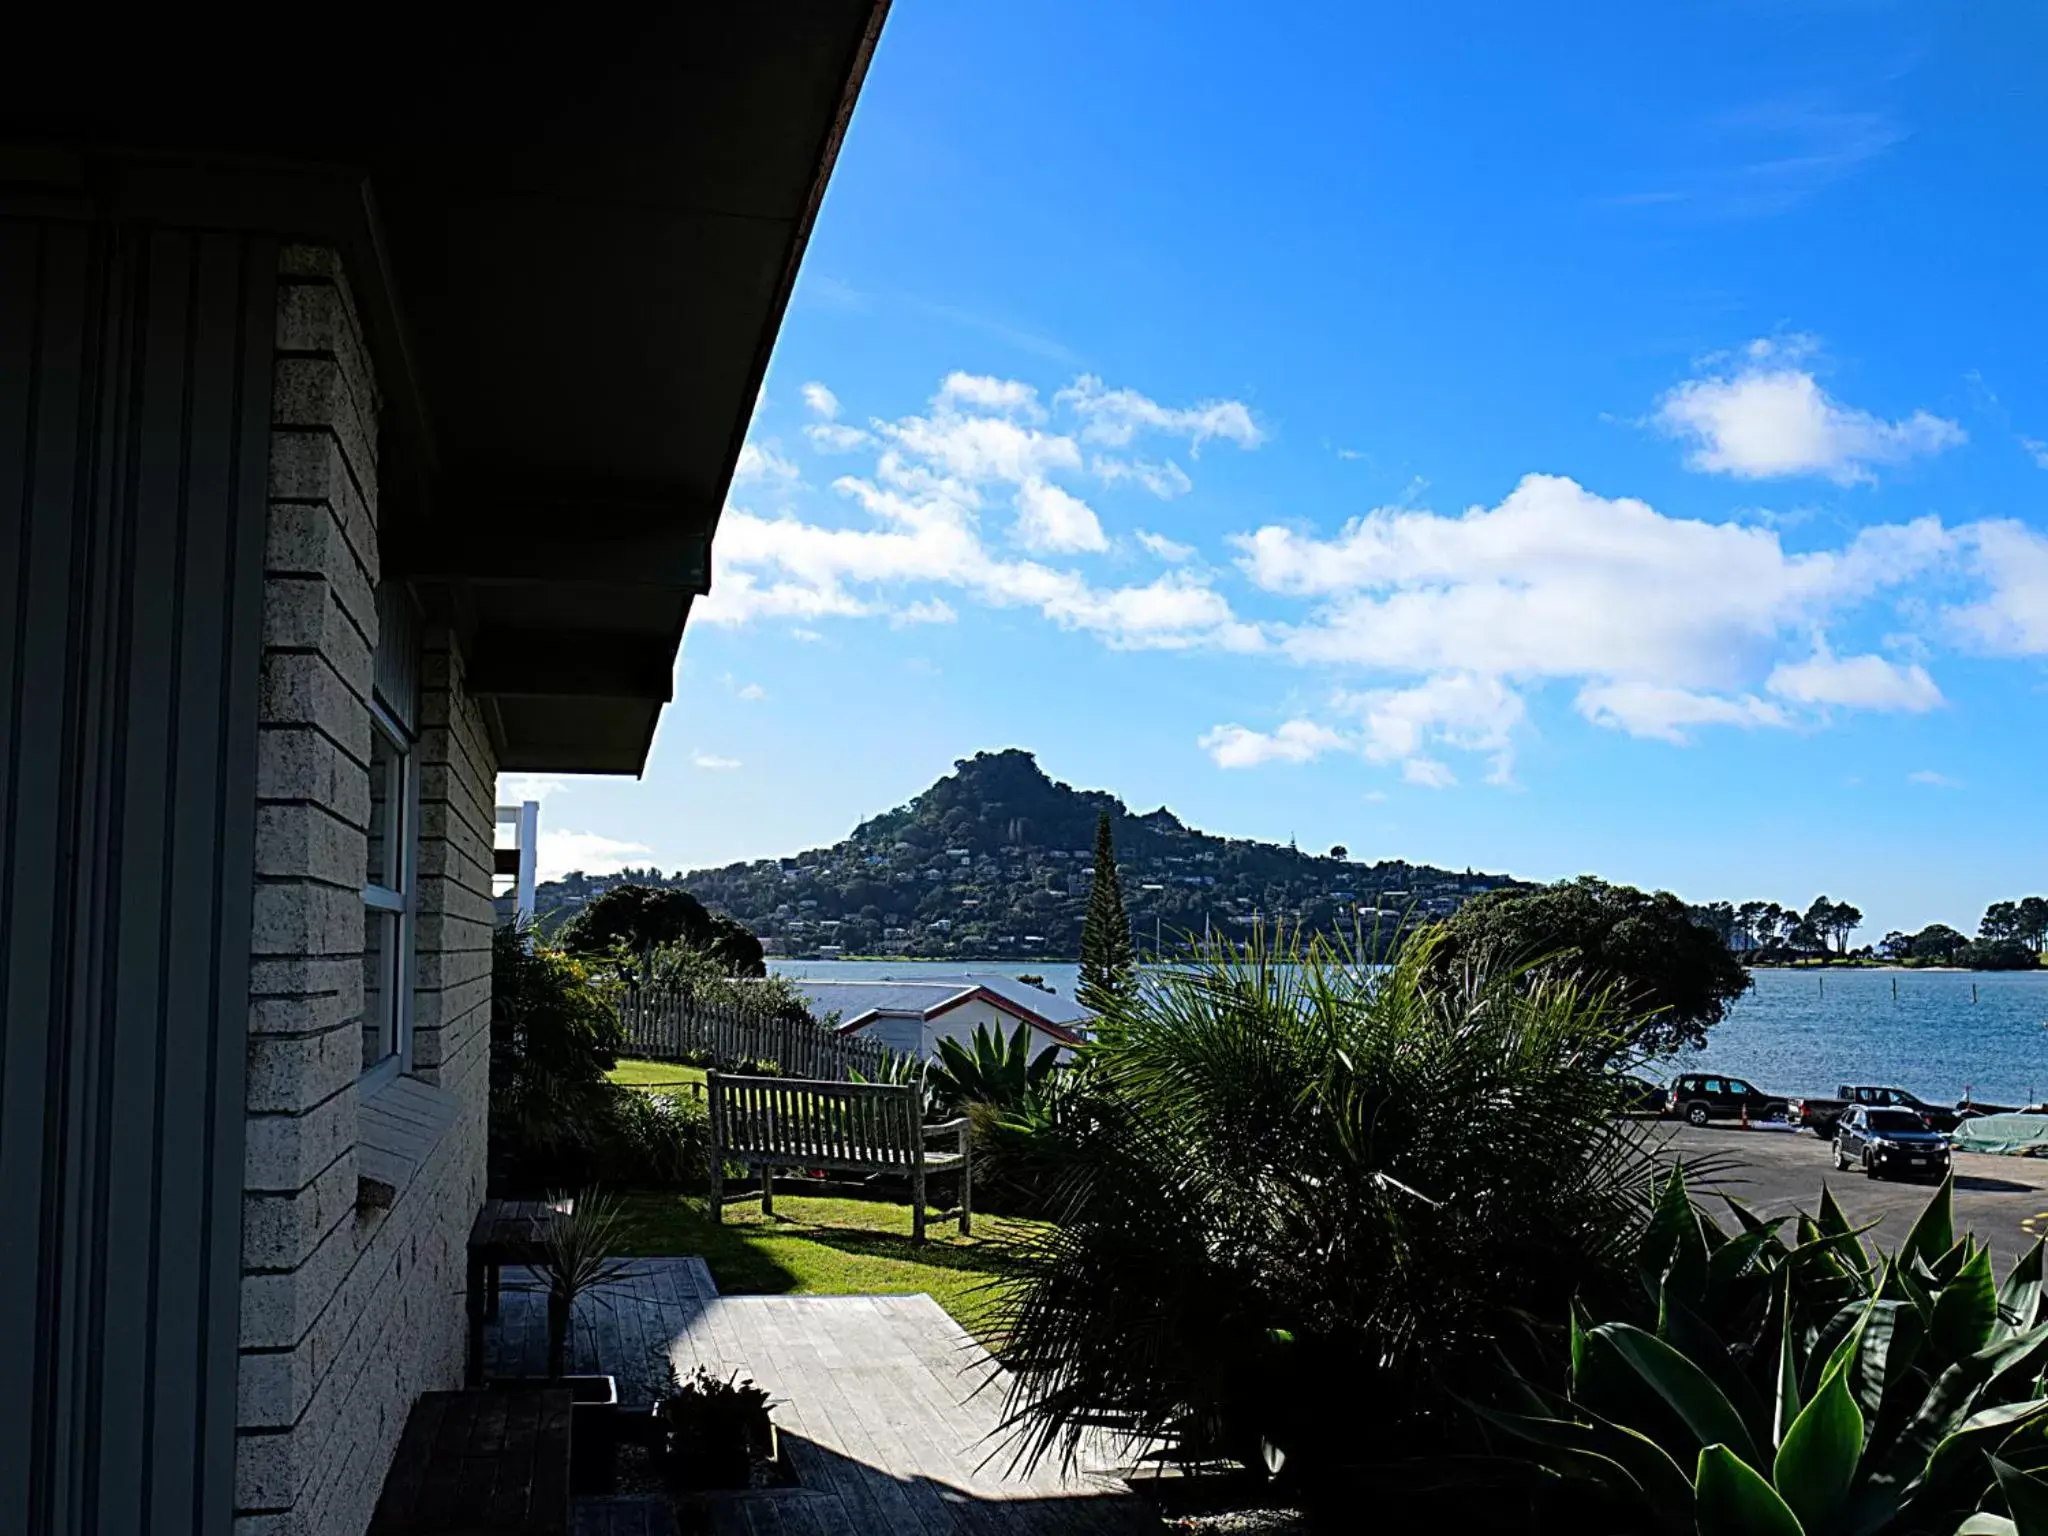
(1686, 1102), (1711, 1127)
(1863, 1151), (1877, 1179)
(1812, 1123), (1834, 1140)
(1833, 1143), (1849, 1171)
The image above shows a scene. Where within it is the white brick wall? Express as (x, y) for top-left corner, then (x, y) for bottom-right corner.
(236, 245), (494, 1536)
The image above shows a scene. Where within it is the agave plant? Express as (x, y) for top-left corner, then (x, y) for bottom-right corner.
(995, 930), (1660, 1491)
(928, 1020), (1059, 1114)
(1487, 1172), (2048, 1535)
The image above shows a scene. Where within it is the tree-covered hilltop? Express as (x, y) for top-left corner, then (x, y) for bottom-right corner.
(533, 747), (1527, 960)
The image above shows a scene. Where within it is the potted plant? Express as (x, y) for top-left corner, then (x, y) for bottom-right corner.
(656, 1365), (777, 1490)
(512, 1187), (636, 1491)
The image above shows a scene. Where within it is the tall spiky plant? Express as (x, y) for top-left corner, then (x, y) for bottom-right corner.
(995, 928), (1658, 1493)
(1078, 811), (1134, 1014)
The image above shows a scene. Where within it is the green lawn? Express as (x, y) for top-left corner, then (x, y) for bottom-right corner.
(601, 1058), (1039, 1340)
(609, 1189), (1041, 1343)
(607, 1058), (709, 1093)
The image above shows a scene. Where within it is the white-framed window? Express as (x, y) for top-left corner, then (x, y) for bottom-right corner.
(362, 583), (421, 1085)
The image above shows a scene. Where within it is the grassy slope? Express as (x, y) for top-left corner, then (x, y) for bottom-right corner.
(605, 1060), (1034, 1341)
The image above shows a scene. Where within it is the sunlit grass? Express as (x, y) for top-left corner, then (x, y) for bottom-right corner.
(606, 1058), (709, 1093)
(609, 1190), (1041, 1343)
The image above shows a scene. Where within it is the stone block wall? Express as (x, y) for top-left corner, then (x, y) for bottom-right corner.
(237, 246), (493, 1535)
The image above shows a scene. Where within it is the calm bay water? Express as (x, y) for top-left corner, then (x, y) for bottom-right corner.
(771, 959), (2048, 1107)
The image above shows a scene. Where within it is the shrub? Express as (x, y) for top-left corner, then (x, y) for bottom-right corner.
(490, 925), (626, 1192)
(591, 1090), (711, 1189)
(995, 930), (1656, 1503)
(491, 925), (712, 1194)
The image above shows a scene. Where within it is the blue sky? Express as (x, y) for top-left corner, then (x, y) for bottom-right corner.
(505, 2), (2048, 940)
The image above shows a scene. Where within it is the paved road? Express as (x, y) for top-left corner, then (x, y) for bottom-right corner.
(1657, 1123), (2048, 1271)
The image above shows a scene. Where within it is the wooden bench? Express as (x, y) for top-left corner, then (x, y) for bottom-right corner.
(368, 1387), (572, 1534)
(707, 1071), (972, 1241)
(467, 1197), (572, 1387)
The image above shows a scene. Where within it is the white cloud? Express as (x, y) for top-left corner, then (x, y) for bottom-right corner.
(734, 681), (766, 701)
(2022, 436), (2048, 470)
(1951, 521), (2048, 655)
(1402, 758), (1457, 789)
(935, 372), (1045, 420)
(702, 370), (1266, 652)
(880, 412), (1080, 485)
(1238, 474), (1947, 687)
(1200, 719), (1347, 769)
(805, 422), (872, 453)
(1908, 770), (1962, 788)
(691, 752), (742, 771)
(734, 442), (801, 485)
(1765, 650), (1942, 711)
(535, 828), (651, 883)
(1201, 675), (1523, 783)
(1341, 673), (1526, 783)
(801, 381), (840, 420)
(891, 598), (958, 626)
(1136, 530), (1196, 562)
(496, 772), (571, 804)
(1573, 682), (1789, 743)
(1014, 479), (1107, 553)
(1056, 374), (1263, 454)
(1093, 456), (1195, 499)
(1656, 340), (1963, 484)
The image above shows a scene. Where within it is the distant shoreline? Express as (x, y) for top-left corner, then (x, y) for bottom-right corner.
(1743, 962), (2041, 975)
(771, 955), (2044, 976)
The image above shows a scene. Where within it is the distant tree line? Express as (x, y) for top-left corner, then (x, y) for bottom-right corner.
(1688, 891), (2046, 971)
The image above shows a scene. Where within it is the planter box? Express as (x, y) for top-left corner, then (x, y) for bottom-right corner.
(487, 1374), (620, 1492)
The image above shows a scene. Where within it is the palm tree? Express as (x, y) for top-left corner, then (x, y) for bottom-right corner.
(994, 930), (1658, 1506)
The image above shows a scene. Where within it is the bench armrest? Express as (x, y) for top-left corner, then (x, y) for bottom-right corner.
(923, 1117), (970, 1136)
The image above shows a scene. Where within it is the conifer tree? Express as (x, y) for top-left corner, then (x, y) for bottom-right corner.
(1079, 811), (1134, 1014)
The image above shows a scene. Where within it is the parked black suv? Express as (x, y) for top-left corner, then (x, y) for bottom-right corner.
(1833, 1104), (1952, 1183)
(1666, 1073), (1791, 1127)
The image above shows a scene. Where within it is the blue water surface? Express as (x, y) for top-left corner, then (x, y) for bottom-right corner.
(770, 959), (2048, 1106)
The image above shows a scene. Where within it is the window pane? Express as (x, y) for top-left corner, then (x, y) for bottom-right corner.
(366, 723), (401, 891)
(363, 908), (397, 1070)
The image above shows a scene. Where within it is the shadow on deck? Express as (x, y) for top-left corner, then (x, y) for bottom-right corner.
(488, 1259), (1154, 1534)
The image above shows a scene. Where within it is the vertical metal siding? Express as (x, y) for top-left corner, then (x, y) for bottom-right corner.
(0, 216), (273, 1536)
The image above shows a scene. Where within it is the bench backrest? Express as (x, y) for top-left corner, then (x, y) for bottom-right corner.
(708, 1072), (923, 1169)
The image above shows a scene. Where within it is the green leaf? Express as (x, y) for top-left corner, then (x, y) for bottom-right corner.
(1777, 1274), (1806, 1451)
(1903, 1397), (2048, 1515)
(1957, 1517), (2021, 1536)
(2001, 1242), (2046, 1339)
(1775, 1359), (1865, 1536)
(1474, 1404), (1693, 1512)
(1992, 1456), (2048, 1536)
(1696, 1443), (1806, 1536)
(1853, 1301), (1931, 1469)
(1586, 1323), (1763, 1471)
(1902, 1176), (1958, 1272)
(1932, 1248), (2002, 1361)
(1817, 1182), (1873, 1283)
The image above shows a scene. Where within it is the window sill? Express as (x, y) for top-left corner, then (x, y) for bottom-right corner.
(356, 1073), (461, 1212)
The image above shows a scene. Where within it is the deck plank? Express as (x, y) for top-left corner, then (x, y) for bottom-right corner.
(484, 1259), (1151, 1534)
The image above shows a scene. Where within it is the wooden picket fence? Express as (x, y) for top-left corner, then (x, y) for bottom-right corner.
(618, 985), (895, 1081)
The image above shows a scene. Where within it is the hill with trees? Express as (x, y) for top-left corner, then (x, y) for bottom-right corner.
(534, 748), (1525, 960)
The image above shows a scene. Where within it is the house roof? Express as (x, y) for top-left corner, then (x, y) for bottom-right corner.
(3, 2), (888, 773)
(789, 978), (1087, 1046)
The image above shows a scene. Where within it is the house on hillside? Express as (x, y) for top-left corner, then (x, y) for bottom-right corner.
(0, 9), (885, 1535)
(791, 975), (1092, 1060)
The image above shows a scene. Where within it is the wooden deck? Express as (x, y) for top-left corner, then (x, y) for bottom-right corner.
(485, 1259), (1152, 1533)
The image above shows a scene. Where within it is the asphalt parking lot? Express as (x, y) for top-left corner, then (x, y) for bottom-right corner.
(1657, 1122), (2048, 1271)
